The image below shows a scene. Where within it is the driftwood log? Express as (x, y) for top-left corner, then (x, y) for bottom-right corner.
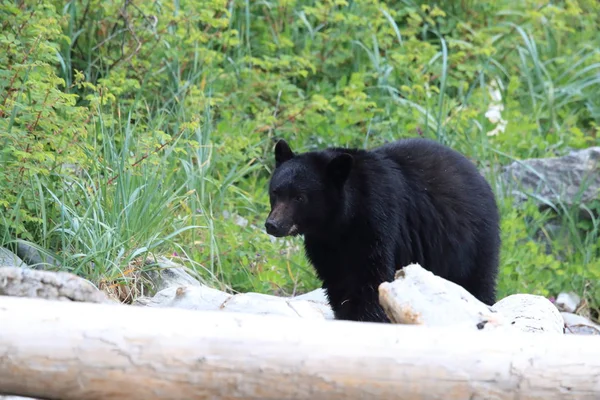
(1, 295), (599, 400)
(134, 263), (565, 334)
(379, 264), (565, 334)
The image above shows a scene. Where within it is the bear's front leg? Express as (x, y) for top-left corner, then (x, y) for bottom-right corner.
(330, 285), (391, 323)
(328, 246), (396, 323)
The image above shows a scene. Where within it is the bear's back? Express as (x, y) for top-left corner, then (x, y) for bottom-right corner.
(373, 138), (495, 213)
(372, 138), (500, 295)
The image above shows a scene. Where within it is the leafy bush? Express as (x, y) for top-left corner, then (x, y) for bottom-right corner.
(1, 0), (599, 312)
(0, 2), (91, 239)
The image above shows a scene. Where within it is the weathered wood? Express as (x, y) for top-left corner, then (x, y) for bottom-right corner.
(379, 263), (501, 328)
(1, 295), (599, 400)
(379, 264), (564, 334)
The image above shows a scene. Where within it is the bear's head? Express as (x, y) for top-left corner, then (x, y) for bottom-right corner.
(264, 139), (354, 238)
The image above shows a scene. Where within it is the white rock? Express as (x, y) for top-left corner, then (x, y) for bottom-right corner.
(292, 288), (329, 304)
(288, 297), (334, 319)
(220, 292), (329, 319)
(138, 255), (204, 295)
(133, 284), (231, 311)
(492, 294), (564, 334)
(561, 312), (600, 335)
(555, 292), (581, 313)
(134, 284), (334, 320)
(134, 261), (564, 333)
(234, 215), (249, 228)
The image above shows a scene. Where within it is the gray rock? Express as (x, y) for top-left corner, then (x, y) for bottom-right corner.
(498, 146), (600, 218)
(0, 267), (113, 304)
(0, 247), (28, 268)
(15, 241), (61, 269)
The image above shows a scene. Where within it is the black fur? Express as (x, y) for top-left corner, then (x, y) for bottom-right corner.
(265, 137), (501, 323)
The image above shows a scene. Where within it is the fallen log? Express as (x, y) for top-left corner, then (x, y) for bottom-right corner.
(379, 264), (565, 334)
(1, 296), (599, 400)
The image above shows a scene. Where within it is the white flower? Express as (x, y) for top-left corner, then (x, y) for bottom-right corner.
(485, 78), (508, 136)
(485, 103), (504, 124)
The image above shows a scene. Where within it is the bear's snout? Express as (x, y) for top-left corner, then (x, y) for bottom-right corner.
(265, 201), (296, 237)
(265, 219), (286, 237)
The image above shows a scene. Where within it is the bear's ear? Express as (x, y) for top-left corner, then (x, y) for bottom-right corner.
(275, 139), (294, 167)
(327, 153), (354, 186)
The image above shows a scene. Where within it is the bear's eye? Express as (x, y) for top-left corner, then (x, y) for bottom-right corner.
(293, 195), (304, 203)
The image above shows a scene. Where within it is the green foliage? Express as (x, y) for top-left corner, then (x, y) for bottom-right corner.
(497, 200), (564, 298)
(497, 197), (600, 309)
(0, 1), (91, 239)
(1, 0), (599, 312)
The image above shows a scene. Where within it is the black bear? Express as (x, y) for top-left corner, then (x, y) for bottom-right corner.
(265, 137), (500, 323)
